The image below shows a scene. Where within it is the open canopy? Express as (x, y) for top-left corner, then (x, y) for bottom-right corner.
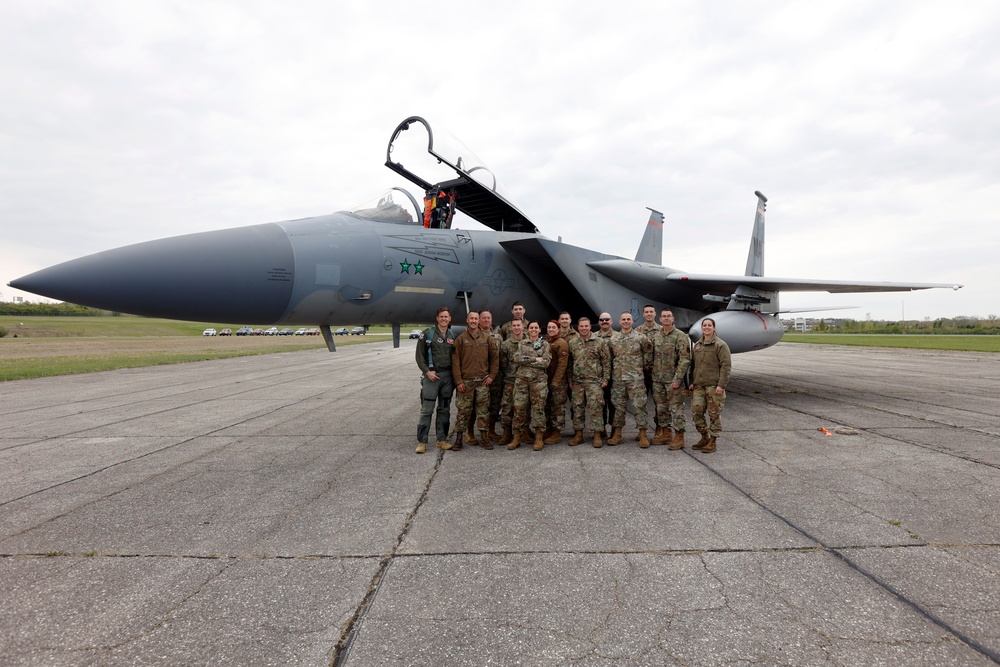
(385, 116), (539, 234)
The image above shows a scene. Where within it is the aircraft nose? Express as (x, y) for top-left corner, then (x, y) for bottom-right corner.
(9, 223), (296, 323)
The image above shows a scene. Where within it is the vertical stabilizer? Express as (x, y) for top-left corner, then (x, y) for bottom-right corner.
(634, 207), (664, 265)
(744, 191), (767, 277)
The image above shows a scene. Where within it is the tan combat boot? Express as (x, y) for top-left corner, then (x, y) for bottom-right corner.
(481, 431), (494, 450)
(465, 424), (478, 446)
(415, 441), (427, 454)
(638, 428), (650, 448)
(652, 426), (672, 445)
(668, 430), (685, 450)
(593, 431), (603, 448)
(568, 430), (584, 446)
(452, 432), (464, 451)
(544, 428), (562, 445)
(498, 425), (513, 445)
(533, 429), (545, 451)
(607, 427), (623, 445)
(693, 431), (710, 450)
(507, 429), (521, 450)
(436, 439), (453, 451)
(700, 436), (716, 453)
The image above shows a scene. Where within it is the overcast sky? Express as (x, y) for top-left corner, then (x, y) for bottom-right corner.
(3, 1), (997, 321)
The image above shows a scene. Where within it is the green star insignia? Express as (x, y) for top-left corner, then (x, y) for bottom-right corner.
(414, 261), (424, 275)
(400, 259), (411, 273)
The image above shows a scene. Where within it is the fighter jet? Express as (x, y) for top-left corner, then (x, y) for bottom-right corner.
(9, 116), (961, 353)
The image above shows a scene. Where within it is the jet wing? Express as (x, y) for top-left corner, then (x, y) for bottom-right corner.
(587, 258), (962, 311)
(665, 273), (963, 294)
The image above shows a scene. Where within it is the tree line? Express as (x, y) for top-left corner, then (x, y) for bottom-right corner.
(0, 302), (111, 316)
(807, 316), (1000, 335)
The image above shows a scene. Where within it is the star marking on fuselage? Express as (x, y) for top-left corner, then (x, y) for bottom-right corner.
(400, 259), (411, 273)
(481, 268), (515, 295)
(414, 261), (424, 275)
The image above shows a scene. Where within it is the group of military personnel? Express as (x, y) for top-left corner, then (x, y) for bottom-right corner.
(414, 302), (732, 455)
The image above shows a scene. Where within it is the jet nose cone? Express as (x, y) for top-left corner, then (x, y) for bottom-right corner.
(10, 223), (295, 323)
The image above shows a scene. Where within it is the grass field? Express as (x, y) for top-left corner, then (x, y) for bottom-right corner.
(0, 316), (412, 381)
(782, 333), (1000, 352)
(4, 317), (997, 382)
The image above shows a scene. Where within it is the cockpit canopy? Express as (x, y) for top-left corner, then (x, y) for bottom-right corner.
(348, 187), (422, 225)
(384, 116), (539, 234)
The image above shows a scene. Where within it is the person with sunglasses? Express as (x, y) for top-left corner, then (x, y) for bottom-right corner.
(595, 312), (617, 438)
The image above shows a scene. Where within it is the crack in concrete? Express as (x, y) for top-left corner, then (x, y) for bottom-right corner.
(10, 542), (1000, 560)
(329, 447), (446, 667)
(733, 383), (1000, 471)
(686, 453), (1000, 664)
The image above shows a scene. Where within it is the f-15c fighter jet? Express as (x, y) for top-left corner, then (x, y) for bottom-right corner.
(10, 116), (962, 353)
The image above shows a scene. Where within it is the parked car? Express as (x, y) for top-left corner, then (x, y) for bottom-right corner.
(252, 328), (265, 335)
(264, 327), (279, 336)
(219, 328), (232, 336)
(334, 327), (349, 335)
(202, 328), (217, 336)
(350, 327), (366, 335)
(306, 327), (321, 335)
(279, 328), (294, 336)
(235, 327), (252, 336)
(409, 329), (423, 339)
(294, 328), (308, 335)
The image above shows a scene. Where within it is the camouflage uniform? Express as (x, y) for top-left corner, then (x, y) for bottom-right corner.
(559, 326), (579, 424)
(595, 328), (618, 430)
(513, 337), (551, 431)
(608, 330), (652, 429)
(415, 325), (456, 444)
(636, 321), (659, 426)
(636, 321), (660, 336)
(452, 329), (500, 435)
(483, 326), (505, 427)
(650, 327), (691, 432)
(498, 335), (523, 430)
(690, 335), (732, 437)
(560, 327), (580, 344)
(568, 334), (610, 433)
(499, 317), (529, 340)
(546, 335), (570, 431)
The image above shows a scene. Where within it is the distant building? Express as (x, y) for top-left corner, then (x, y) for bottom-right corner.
(782, 317), (813, 332)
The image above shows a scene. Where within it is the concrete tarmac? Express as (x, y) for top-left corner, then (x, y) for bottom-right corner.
(1, 342), (997, 666)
